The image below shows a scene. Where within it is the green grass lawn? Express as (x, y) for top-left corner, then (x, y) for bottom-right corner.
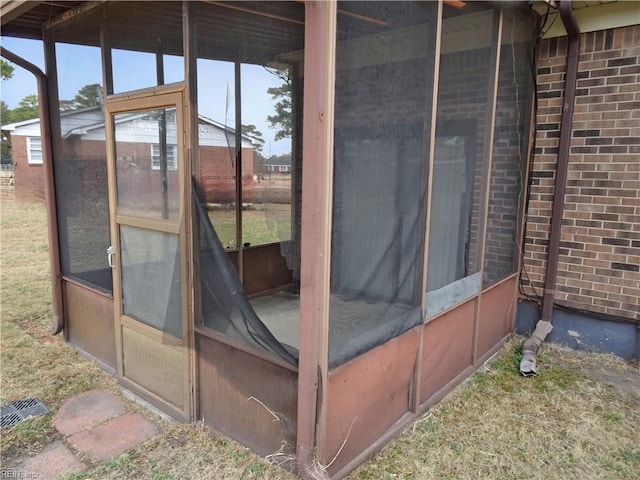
(2, 199), (639, 480)
(208, 203), (292, 248)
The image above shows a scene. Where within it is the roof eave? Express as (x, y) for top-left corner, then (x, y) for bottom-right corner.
(0, 1), (44, 27)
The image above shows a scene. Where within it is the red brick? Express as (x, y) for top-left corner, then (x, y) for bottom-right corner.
(13, 441), (86, 479)
(67, 412), (158, 463)
(53, 389), (127, 436)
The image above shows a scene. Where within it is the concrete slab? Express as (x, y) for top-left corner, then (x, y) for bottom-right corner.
(67, 411), (158, 462)
(12, 441), (86, 479)
(54, 389), (127, 436)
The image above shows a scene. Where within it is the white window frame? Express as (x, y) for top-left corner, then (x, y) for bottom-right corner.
(278, 165), (288, 172)
(27, 137), (43, 165)
(150, 144), (178, 171)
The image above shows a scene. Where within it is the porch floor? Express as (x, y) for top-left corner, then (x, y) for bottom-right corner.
(250, 291), (417, 365)
(250, 291), (300, 349)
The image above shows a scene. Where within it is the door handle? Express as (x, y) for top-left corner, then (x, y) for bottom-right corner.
(107, 245), (116, 268)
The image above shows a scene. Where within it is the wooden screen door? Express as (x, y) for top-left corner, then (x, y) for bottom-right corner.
(105, 88), (192, 420)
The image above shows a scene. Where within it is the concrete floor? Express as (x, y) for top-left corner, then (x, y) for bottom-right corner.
(251, 291), (414, 358)
(250, 291), (300, 349)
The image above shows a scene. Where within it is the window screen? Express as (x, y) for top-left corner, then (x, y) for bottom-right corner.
(425, 5), (497, 318)
(193, 1), (304, 360)
(483, 8), (535, 287)
(106, 2), (184, 94)
(50, 2), (187, 295)
(329, 1), (438, 367)
(51, 10), (113, 294)
(120, 226), (182, 338)
(241, 63), (294, 248)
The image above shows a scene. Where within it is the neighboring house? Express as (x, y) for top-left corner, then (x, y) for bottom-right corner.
(1, 115), (54, 202)
(1, 107), (257, 203)
(262, 153), (292, 174)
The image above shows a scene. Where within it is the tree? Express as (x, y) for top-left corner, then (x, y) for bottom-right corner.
(0, 69), (15, 160)
(72, 83), (102, 108)
(265, 67), (292, 142)
(10, 94), (39, 122)
(241, 124), (265, 154)
(0, 60), (14, 81)
(1, 101), (12, 162)
(1, 101), (12, 126)
(59, 99), (77, 112)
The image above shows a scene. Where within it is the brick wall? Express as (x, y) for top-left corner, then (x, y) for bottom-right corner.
(13, 136), (45, 203)
(435, 29), (534, 288)
(483, 38), (533, 286)
(522, 25), (640, 323)
(198, 146), (254, 203)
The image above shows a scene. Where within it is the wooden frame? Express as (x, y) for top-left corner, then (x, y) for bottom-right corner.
(297, 0), (336, 472)
(104, 85), (193, 421)
(415, 0), (444, 414)
(472, 8), (504, 364)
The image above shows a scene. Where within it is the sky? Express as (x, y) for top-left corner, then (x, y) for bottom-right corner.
(1, 37), (43, 109)
(1, 37), (290, 156)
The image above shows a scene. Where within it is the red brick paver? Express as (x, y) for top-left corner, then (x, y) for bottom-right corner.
(53, 389), (127, 436)
(67, 411), (158, 462)
(7, 389), (160, 479)
(13, 441), (86, 479)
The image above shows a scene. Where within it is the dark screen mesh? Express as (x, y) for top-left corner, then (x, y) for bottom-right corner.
(193, 1), (304, 359)
(55, 153), (112, 292)
(50, 2), (190, 294)
(329, 1), (438, 367)
(483, 8), (535, 287)
(195, 181), (298, 366)
(52, 9), (112, 294)
(424, 5), (496, 318)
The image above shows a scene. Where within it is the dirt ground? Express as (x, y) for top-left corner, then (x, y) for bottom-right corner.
(549, 344), (639, 396)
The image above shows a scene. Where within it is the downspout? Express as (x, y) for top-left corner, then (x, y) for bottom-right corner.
(520, 1), (580, 375)
(1, 47), (65, 335)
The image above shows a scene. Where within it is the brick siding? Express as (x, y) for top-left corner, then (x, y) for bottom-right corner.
(483, 38), (533, 286)
(198, 146), (254, 203)
(13, 136), (46, 203)
(522, 25), (640, 322)
(15, 133), (257, 205)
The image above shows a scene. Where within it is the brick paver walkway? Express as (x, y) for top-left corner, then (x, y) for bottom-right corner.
(5, 389), (158, 479)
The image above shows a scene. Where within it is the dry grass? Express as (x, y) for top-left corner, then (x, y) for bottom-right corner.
(0, 200), (118, 458)
(0, 199), (295, 479)
(63, 422), (297, 480)
(2, 199), (639, 480)
(348, 340), (640, 480)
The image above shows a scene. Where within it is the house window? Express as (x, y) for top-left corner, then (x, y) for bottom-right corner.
(27, 137), (43, 165)
(278, 165), (288, 172)
(151, 144), (177, 170)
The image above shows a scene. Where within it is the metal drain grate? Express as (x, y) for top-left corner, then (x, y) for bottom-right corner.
(1, 398), (49, 429)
